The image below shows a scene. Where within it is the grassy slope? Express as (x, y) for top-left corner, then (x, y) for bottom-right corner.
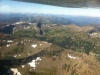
(0, 24), (100, 75)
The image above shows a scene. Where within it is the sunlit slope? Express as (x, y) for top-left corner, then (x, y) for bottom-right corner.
(0, 24), (100, 75)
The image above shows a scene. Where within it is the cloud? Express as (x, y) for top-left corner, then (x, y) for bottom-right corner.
(0, 5), (11, 12)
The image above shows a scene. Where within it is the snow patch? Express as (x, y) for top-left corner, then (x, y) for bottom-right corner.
(6, 44), (10, 47)
(15, 22), (23, 24)
(28, 53), (30, 55)
(88, 32), (97, 36)
(17, 72), (21, 75)
(7, 40), (13, 43)
(40, 44), (42, 46)
(10, 68), (21, 75)
(21, 65), (25, 68)
(28, 57), (41, 69)
(36, 57), (41, 61)
(44, 42), (47, 43)
(28, 60), (36, 69)
(31, 44), (37, 48)
(68, 54), (77, 59)
(14, 55), (17, 57)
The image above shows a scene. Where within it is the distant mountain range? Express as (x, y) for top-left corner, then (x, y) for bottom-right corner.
(0, 13), (100, 26)
(65, 15), (100, 26)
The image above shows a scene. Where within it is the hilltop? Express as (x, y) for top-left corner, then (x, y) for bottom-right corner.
(0, 23), (100, 75)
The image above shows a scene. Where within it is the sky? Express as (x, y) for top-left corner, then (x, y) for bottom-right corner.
(0, 0), (100, 17)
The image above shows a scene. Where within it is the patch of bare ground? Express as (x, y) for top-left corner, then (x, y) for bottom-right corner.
(66, 24), (94, 32)
(0, 38), (52, 59)
(12, 43), (100, 75)
(33, 50), (100, 75)
(1, 37), (100, 75)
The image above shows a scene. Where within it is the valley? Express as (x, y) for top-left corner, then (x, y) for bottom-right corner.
(0, 20), (100, 75)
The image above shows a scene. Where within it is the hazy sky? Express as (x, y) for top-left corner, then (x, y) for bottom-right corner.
(0, 0), (100, 17)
